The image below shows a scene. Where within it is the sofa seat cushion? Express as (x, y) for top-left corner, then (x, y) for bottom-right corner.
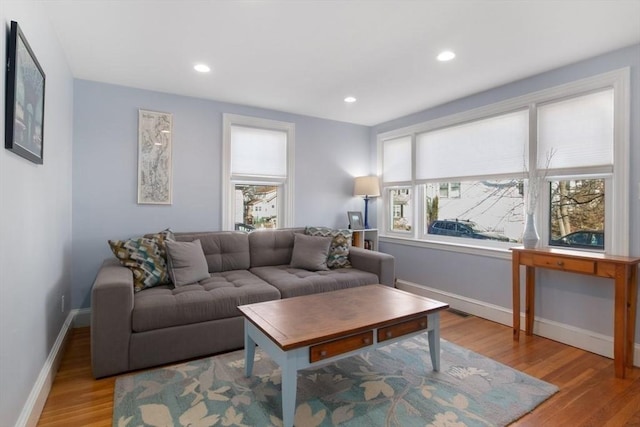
(132, 270), (280, 332)
(250, 265), (378, 299)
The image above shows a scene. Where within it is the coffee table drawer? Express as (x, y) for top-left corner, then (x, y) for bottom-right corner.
(309, 331), (373, 363)
(378, 316), (428, 343)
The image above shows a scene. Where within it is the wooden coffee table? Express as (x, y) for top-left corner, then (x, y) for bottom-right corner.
(238, 284), (449, 427)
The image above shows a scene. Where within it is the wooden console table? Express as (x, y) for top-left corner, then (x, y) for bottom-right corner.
(511, 247), (640, 378)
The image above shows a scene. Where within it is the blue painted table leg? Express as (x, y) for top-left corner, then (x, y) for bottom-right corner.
(427, 313), (441, 371)
(281, 358), (298, 427)
(244, 321), (256, 377)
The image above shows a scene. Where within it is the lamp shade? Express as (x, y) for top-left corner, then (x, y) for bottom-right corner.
(354, 176), (380, 197)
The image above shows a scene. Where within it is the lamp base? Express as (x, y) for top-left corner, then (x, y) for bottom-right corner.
(363, 197), (371, 229)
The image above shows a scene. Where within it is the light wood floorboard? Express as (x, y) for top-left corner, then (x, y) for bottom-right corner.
(37, 310), (640, 426)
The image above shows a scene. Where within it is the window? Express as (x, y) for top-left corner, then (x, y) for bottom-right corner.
(378, 68), (629, 255)
(538, 90), (613, 251)
(388, 188), (412, 232)
(223, 114), (294, 230)
(414, 109), (528, 245)
(439, 183), (449, 198)
(450, 182), (461, 198)
(438, 182), (461, 199)
(549, 179), (605, 250)
(425, 180), (521, 242)
(235, 184), (278, 230)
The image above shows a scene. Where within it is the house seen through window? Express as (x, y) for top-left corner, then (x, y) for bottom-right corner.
(234, 185), (278, 230)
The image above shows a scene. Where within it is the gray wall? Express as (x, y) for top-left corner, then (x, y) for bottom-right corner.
(0, 2), (74, 426)
(72, 81), (371, 308)
(373, 44), (640, 341)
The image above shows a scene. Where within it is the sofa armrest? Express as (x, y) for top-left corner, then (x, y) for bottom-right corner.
(348, 247), (395, 287)
(91, 258), (134, 378)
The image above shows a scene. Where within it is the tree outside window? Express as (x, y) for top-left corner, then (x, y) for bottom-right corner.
(549, 179), (604, 249)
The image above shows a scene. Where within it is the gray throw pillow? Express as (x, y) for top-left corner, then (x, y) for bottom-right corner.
(165, 239), (210, 286)
(290, 233), (332, 271)
(305, 226), (352, 269)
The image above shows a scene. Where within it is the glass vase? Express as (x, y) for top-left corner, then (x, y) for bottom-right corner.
(522, 213), (540, 249)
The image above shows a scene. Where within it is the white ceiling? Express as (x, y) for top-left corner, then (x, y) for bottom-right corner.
(41, 0), (640, 126)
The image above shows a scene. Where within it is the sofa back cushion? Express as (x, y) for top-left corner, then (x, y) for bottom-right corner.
(249, 228), (304, 267)
(175, 231), (250, 272)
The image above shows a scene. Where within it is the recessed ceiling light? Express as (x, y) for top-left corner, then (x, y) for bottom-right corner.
(437, 51), (456, 62)
(344, 96), (357, 103)
(194, 64), (211, 73)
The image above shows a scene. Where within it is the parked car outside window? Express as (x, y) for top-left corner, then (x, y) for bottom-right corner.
(428, 219), (512, 242)
(550, 230), (604, 250)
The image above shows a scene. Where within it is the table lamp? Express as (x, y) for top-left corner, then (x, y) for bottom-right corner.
(354, 176), (380, 229)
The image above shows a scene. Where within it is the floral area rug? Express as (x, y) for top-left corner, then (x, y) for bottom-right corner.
(113, 335), (558, 427)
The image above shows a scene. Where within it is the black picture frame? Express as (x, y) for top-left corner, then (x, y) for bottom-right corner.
(5, 21), (45, 164)
(347, 211), (364, 230)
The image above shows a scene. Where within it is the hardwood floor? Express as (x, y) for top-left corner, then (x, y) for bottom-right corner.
(37, 310), (640, 426)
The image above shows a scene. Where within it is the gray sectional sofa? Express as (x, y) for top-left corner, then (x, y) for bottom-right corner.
(91, 227), (395, 378)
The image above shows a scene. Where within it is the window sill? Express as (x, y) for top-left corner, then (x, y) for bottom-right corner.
(379, 235), (513, 261)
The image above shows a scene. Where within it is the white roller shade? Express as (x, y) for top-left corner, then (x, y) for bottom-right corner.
(416, 110), (528, 180)
(383, 136), (412, 182)
(538, 89), (614, 169)
(230, 125), (287, 177)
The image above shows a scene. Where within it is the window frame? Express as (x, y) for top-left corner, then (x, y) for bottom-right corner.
(377, 68), (630, 256)
(222, 114), (295, 230)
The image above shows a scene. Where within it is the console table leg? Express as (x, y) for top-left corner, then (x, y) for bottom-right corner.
(427, 313), (441, 371)
(512, 253), (521, 341)
(525, 266), (535, 335)
(626, 266), (637, 369)
(614, 265), (626, 378)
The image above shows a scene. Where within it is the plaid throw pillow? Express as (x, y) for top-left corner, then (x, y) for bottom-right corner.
(109, 229), (175, 292)
(305, 226), (352, 269)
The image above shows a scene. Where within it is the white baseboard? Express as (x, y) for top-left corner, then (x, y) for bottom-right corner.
(15, 309), (78, 427)
(396, 279), (640, 368)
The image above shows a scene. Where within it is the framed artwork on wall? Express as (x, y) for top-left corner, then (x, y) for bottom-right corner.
(137, 109), (173, 204)
(348, 211), (364, 230)
(5, 21), (46, 164)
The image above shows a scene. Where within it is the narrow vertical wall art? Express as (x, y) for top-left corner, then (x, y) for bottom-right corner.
(137, 109), (173, 204)
(5, 21), (46, 164)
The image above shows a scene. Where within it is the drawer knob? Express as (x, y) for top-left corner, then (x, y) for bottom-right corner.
(420, 321), (427, 328)
(386, 331), (393, 338)
(363, 338), (371, 344)
(557, 261), (564, 267)
(320, 350), (327, 357)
